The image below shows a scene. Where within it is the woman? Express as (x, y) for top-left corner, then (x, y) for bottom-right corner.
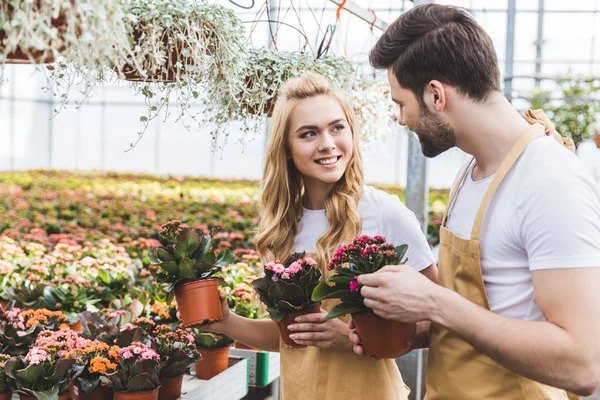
(202, 73), (437, 399)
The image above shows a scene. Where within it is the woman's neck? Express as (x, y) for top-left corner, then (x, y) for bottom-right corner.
(302, 179), (335, 210)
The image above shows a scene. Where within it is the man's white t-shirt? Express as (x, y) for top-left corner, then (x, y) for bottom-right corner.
(294, 186), (435, 273)
(447, 135), (600, 320)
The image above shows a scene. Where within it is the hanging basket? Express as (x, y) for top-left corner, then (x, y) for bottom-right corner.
(0, 0), (68, 64)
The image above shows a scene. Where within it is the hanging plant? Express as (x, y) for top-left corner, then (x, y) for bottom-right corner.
(1, 0), (136, 112)
(119, 0), (247, 150)
(0, 0), (69, 64)
(203, 47), (355, 144)
(349, 79), (397, 143)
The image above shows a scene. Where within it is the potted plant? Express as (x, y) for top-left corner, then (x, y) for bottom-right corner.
(0, 353), (11, 400)
(192, 331), (234, 380)
(3, 265), (50, 309)
(102, 342), (161, 400)
(43, 276), (102, 331)
(152, 325), (199, 400)
(77, 311), (123, 344)
(4, 330), (84, 400)
(117, 0), (246, 150)
(312, 235), (416, 358)
(251, 253), (323, 348)
(148, 220), (234, 328)
(115, 317), (155, 348)
(0, 307), (38, 356)
(66, 340), (119, 400)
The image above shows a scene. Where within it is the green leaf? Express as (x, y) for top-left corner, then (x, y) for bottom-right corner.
(77, 376), (101, 394)
(179, 257), (196, 280)
(15, 363), (46, 384)
(98, 269), (111, 284)
(140, 116), (148, 122)
(333, 268), (360, 277)
(215, 248), (234, 267)
(203, 251), (216, 265)
(157, 248), (175, 262)
(174, 229), (201, 260)
(49, 358), (75, 382)
(32, 387), (59, 400)
(395, 244), (409, 262)
(159, 261), (178, 275)
(147, 248), (160, 265)
(325, 303), (365, 320)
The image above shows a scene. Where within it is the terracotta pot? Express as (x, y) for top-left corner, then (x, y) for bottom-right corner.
(114, 388), (159, 400)
(21, 394), (68, 400)
(594, 134), (600, 149)
(70, 321), (83, 333)
(69, 383), (77, 400)
(351, 311), (416, 359)
(195, 346), (229, 380)
(275, 303), (321, 349)
(78, 386), (114, 400)
(0, 300), (8, 311)
(0, 1), (67, 64)
(234, 342), (258, 351)
(0, 391), (12, 400)
(175, 279), (222, 328)
(158, 375), (183, 400)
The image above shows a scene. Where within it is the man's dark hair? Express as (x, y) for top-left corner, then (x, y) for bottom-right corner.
(370, 4), (501, 103)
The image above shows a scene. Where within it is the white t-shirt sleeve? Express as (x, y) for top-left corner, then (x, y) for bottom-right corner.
(380, 193), (436, 272)
(517, 164), (600, 271)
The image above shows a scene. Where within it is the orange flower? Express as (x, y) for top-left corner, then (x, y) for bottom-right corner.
(88, 356), (117, 375)
(152, 302), (170, 319)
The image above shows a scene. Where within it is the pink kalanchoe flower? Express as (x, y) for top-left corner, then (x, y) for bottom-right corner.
(121, 350), (134, 359)
(24, 347), (51, 365)
(119, 323), (136, 332)
(272, 263), (285, 274)
(280, 272), (290, 280)
(349, 281), (360, 292)
(304, 257), (317, 266)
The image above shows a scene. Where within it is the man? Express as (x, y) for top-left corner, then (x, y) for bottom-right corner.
(349, 4), (600, 399)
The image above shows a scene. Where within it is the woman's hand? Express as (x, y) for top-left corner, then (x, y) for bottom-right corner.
(287, 309), (353, 352)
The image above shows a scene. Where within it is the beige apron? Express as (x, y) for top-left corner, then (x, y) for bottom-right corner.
(425, 121), (580, 400)
(279, 253), (411, 400)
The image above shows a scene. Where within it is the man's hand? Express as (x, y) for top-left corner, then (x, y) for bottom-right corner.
(358, 265), (441, 323)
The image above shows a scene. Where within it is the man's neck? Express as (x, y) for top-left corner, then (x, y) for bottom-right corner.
(451, 92), (532, 181)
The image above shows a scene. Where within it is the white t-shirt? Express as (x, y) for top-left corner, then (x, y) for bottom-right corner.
(447, 136), (600, 321)
(294, 185), (435, 272)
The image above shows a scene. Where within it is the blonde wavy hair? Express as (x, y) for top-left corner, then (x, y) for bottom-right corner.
(255, 73), (364, 269)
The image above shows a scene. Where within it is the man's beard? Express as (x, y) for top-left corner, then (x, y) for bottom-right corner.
(413, 106), (456, 158)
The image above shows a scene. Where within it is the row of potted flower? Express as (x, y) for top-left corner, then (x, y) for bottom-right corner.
(0, 305), (245, 400)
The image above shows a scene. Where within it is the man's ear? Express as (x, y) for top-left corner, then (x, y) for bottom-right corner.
(424, 80), (446, 111)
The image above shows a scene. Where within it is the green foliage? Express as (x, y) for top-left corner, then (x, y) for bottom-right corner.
(530, 76), (600, 147)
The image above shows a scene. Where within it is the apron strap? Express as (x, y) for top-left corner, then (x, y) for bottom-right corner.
(441, 158), (475, 227)
(524, 109), (576, 152)
(470, 124), (545, 241)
